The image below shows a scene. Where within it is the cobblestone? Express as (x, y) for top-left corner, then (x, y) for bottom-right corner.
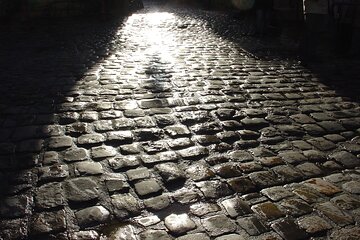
(1, 0), (360, 238)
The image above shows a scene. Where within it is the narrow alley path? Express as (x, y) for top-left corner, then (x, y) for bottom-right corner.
(1, 1), (360, 239)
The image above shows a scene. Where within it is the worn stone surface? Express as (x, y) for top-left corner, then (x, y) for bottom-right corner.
(164, 213), (196, 235)
(2, 1), (360, 239)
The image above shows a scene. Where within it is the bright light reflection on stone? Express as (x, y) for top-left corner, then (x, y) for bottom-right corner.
(119, 12), (177, 66)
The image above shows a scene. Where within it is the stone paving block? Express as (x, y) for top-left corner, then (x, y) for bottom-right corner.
(292, 184), (326, 203)
(111, 194), (141, 219)
(190, 202), (221, 217)
(186, 162), (215, 181)
(237, 216), (268, 236)
(342, 180), (360, 194)
(165, 125), (191, 138)
(178, 146), (209, 159)
(297, 215), (332, 234)
(107, 130), (133, 142)
(271, 218), (308, 240)
(196, 180), (233, 199)
(0, 194), (33, 218)
(78, 133), (106, 145)
(155, 163), (185, 183)
(304, 178), (341, 196)
(329, 227), (360, 240)
(261, 186), (294, 201)
(329, 151), (360, 168)
(31, 210), (66, 234)
(248, 171), (281, 188)
(296, 162), (323, 177)
(35, 182), (64, 209)
(307, 137), (337, 151)
(214, 163), (242, 178)
(75, 161), (104, 176)
(228, 150), (254, 162)
(38, 164), (69, 182)
(75, 206), (110, 228)
(214, 234), (245, 240)
(91, 145), (117, 159)
(126, 167), (150, 181)
(144, 194), (170, 211)
(137, 215), (161, 227)
(139, 229), (173, 240)
(252, 202), (285, 220)
(202, 214), (237, 237)
(108, 155), (141, 170)
(134, 179), (162, 197)
(280, 198), (313, 216)
(227, 176), (257, 193)
(303, 150), (327, 162)
(278, 151), (307, 164)
(70, 230), (100, 239)
(221, 197), (252, 217)
(0, 218), (29, 240)
(64, 148), (88, 162)
(316, 202), (354, 226)
(65, 177), (99, 202)
(165, 213), (196, 235)
(176, 233), (210, 240)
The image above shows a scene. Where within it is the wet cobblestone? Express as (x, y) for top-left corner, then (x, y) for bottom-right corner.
(1, 0), (360, 239)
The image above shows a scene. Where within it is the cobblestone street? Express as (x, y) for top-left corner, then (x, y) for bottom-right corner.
(1, 1), (360, 239)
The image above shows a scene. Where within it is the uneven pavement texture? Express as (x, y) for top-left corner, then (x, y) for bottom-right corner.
(1, 1), (360, 239)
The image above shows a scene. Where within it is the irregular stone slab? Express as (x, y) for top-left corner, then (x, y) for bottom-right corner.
(134, 179), (162, 196)
(78, 133), (106, 145)
(155, 163), (185, 183)
(304, 178), (341, 196)
(144, 194), (170, 211)
(316, 202), (354, 226)
(342, 180), (360, 194)
(137, 215), (161, 227)
(177, 233), (210, 240)
(111, 194), (141, 218)
(65, 177), (99, 202)
(202, 214), (237, 237)
(332, 194), (360, 210)
(108, 224), (138, 240)
(70, 230), (99, 240)
(221, 197), (252, 217)
(0, 194), (32, 218)
(186, 163), (215, 181)
(215, 234), (245, 240)
(297, 215), (332, 234)
(48, 136), (73, 149)
(196, 180), (233, 199)
(64, 148), (88, 162)
(38, 164), (69, 181)
(75, 206), (110, 227)
(329, 151), (360, 168)
(164, 213), (196, 235)
(252, 202), (285, 220)
(190, 202), (221, 217)
(227, 176), (257, 193)
(138, 229), (173, 240)
(261, 186), (294, 201)
(237, 216), (268, 236)
(75, 161), (103, 176)
(91, 145), (117, 159)
(35, 182), (64, 209)
(271, 218), (308, 240)
(126, 167), (150, 181)
(280, 198), (313, 217)
(31, 210), (66, 234)
(330, 226), (360, 240)
(178, 146), (209, 159)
